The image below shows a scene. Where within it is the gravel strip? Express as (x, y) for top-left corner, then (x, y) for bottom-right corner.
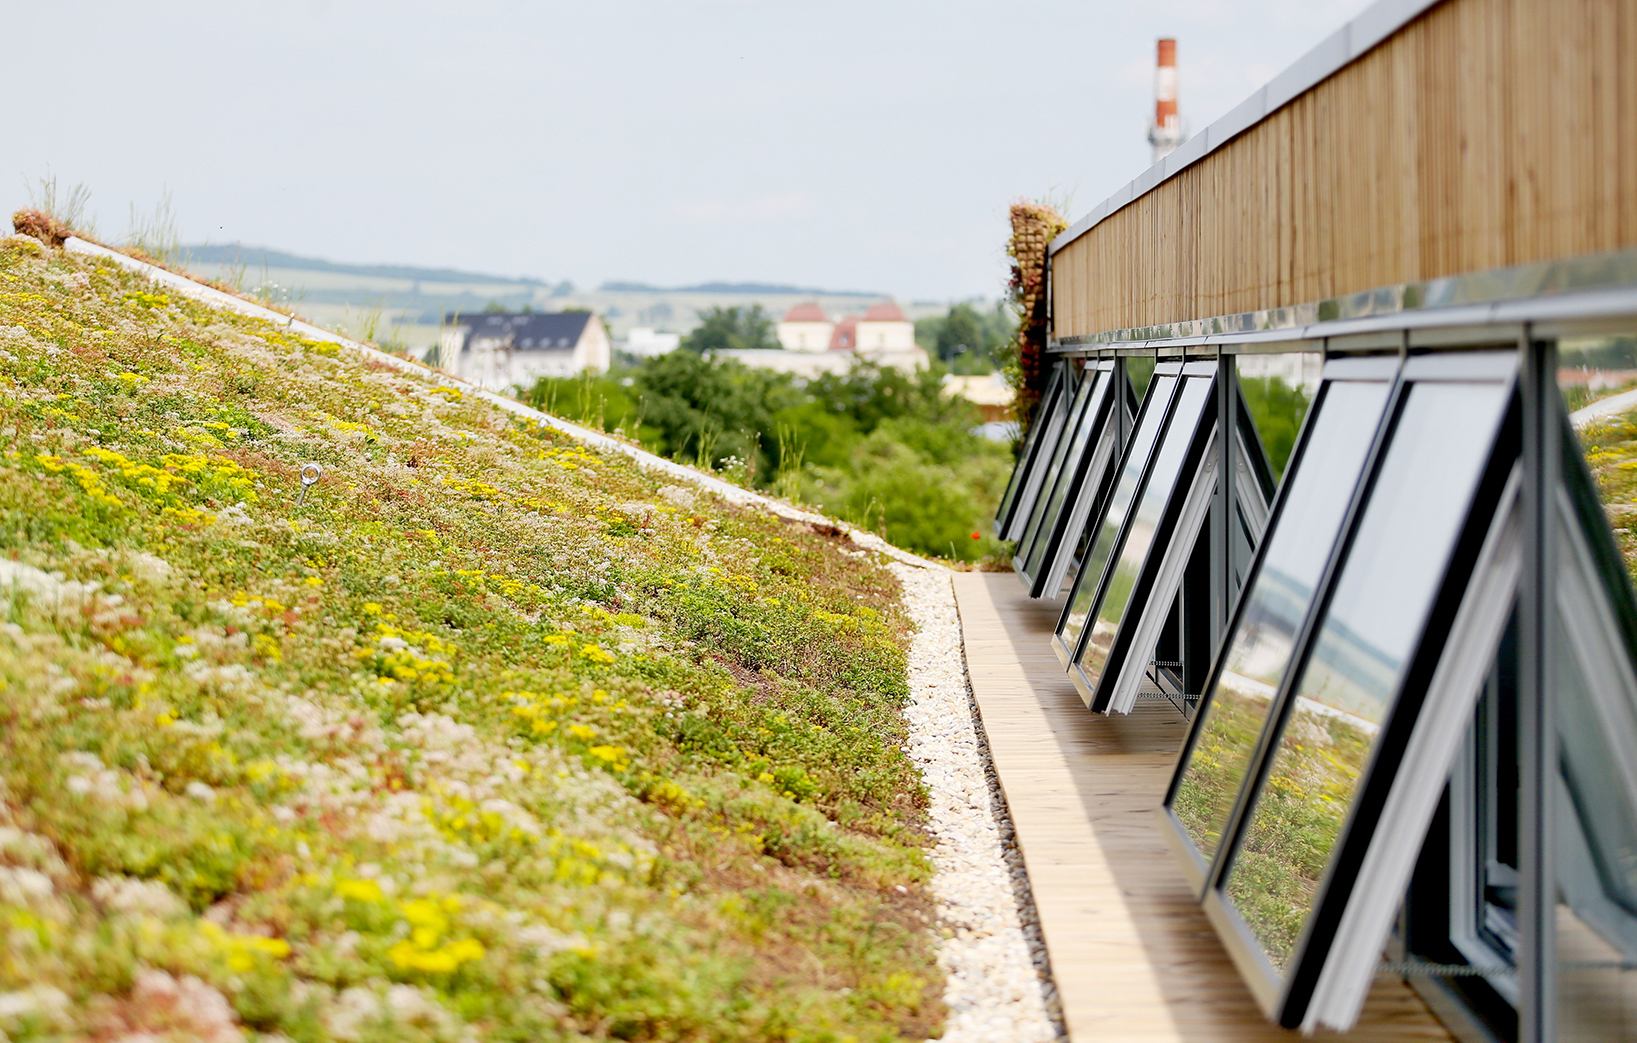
(891, 563), (1065, 1042)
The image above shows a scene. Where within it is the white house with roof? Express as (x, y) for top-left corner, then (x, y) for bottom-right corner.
(754, 301), (927, 377)
(774, 302), (835, 353)
(438, 310), (610, 391)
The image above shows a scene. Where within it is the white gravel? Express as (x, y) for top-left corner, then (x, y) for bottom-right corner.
(891, 563), (1064, 1042)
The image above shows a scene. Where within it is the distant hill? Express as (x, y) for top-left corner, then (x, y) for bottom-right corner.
(180, 244), (548, 287)
(600, 279), (886, 296)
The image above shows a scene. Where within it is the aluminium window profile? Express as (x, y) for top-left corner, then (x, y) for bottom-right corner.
(1051, 363), (1186, 668)
(1303, 467), (1523, 1032)
(1174, 352), (1521, 1028)
(1158, 356), (1403, 893)
(1012, 367), (1104, 575)
(1067, 362), (1219, 708)
(1551, 418), (1637, 976)
(1018, 361), (1128, 599)
(1097, 411), (1275, 717)
(994, 363), (1071, 542)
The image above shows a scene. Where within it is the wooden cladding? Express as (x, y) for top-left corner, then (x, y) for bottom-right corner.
(1051, 0), (1637, 338)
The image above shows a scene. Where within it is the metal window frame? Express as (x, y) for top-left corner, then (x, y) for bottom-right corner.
(1015, 360), (1124, 597)
(1034, 364), (1137, 601)
(995, 362), (1073, 542)
(1069, 361), (1220, 709)
(1157, 354), (1404, 891)
(990, 273), (1637, 1039)
(1186, 352), (1522, 1025)
(1051, 363), (1187, 667)
(1013, 367), (1102, 570)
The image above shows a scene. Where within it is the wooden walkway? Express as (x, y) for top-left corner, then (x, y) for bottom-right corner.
(951, 572), (1452, 1043)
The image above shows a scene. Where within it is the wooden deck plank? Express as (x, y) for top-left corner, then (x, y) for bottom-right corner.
(951, 572), (1452, 1043)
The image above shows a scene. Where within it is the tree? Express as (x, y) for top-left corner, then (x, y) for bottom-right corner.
(679, 305), (780, 354)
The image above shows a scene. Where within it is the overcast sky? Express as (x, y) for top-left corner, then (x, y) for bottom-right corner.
(6, 0), (1374, 300)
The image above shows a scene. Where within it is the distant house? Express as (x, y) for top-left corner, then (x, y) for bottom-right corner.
(775, 302), (834, 353)
(758, 300), (928, 377)
(852, 301), (916, 352)
(438, 311), (610, 391)
(622, 327), (681, 357)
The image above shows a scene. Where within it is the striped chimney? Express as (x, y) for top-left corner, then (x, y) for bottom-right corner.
(1148, 37), (1184, 164)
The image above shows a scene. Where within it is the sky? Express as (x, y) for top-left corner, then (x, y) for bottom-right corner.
(5, 0), (1375, 301)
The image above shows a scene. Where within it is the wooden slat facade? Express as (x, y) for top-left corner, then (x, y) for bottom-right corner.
(1051, 0), (1637, 338)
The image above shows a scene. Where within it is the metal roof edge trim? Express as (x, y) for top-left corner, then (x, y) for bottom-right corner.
(1048, 0), (1447, 256)
(1047, 247), (1637, 351)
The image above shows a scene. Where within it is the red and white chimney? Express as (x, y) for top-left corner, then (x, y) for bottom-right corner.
(1148, 37), (1184, 164)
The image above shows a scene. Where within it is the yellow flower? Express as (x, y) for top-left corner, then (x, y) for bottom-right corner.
(335, 878), (384, 903)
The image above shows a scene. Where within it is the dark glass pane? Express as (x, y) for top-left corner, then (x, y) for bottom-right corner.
(1174, 381), (1391, 864)
(1559, 333), (1637, 587)
(1237, 353), (1321, 483)
(1128, 356), (1157, 400)
(1058, 375), (1180, 653)
(1016, 375), (1097, 560)
(995, 370), (1065, 528)
(1002, 377), (1074, 542)
(1079, 375), (1213, 685)
(1022, 370), (1114, 579)
(1554, 605), (1637, 1041)
(1224, 381), (1509, 972)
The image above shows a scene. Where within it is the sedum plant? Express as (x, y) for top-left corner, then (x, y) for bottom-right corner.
(0, 232), (942, 1042)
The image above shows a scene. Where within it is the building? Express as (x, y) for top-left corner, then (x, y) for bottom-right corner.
(622, 327), (680, 357)
(853, 301), (916, 352)
(774, 302), (834, 352)
(990, 1), (1637, 1041)
(438, 310), (610, 391)
(751, 300), (928, 377)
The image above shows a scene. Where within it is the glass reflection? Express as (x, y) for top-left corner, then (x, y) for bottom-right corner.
(1559, 333), (1637, 590)
(1555, 522), (1637, 1041)
(1174, 381), (1392, 864)
(1016, 374), (1097, 562)
(1058, 374), (1180, 654)
(996, 370), (1065, 533)
(1022, 369), (1113, 580)
(1237, 353), (1321, 482)
(1079, 376), (1213, 685)
(1224, 381), (1510, 972)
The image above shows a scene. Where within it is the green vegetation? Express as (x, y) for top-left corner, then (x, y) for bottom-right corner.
(913, 302), (1015, 375)
(522, 356), (1013, 563)
(1221, 704), (1370, 970)
(1239, 376), (1311, 481)
(0, 233), (945, 1040)
(1571, 406), (1637, 584)
(679, 306), (781, 354)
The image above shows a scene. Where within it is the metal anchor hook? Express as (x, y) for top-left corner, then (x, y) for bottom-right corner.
(296, 463), (324, 506)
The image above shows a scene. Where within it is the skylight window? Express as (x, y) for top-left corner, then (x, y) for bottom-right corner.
(1054, 363), (1182, 667)
(1015, 361), (1126, 598)
(994, 364), (1072, 542)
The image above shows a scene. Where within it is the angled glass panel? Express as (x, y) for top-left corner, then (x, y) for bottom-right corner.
(1053, 367), (1181, 666)
(1237, 352), (1322, 483)
(1220, 378), (1512, 978)
(998, 365), (1074, 543)
(1169, 378), (1393, 871)
(1300, 468), (1522, 1033)
(1076, 370), (1215, 708)
(1102, 410), (1279, 718)
(1034, 366), (1131, 600)
(1553, 406), (1637, 1042)
(994, 365), (1068, 539)
(1013, 372), (1098, 572)
(1018, 363), (1116, 594)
